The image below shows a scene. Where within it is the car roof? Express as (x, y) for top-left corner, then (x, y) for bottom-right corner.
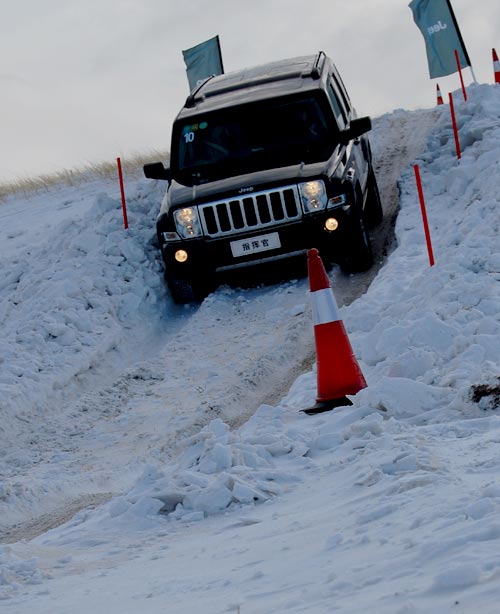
(177, 52), (331, 119)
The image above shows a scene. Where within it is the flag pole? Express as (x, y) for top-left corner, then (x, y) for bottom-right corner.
(469, 64), (478, 84)
(446, 0), (477, 83)
(216, 35), (224, 74)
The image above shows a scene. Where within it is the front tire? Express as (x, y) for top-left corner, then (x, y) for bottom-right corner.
(364, 167), (383, 228)
(165, 270), (210, 304)
(340, 213), (374, 274)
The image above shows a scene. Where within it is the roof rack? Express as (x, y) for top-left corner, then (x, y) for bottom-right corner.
(310, 51), (326, 79)
(203, 68), (305, 99)
(184, 53), (326, 108)
(185, 74), (216, 108)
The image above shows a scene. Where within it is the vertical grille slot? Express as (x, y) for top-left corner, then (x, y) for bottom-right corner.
(257, 195), (271, 224)
(270, 192), (284, 220)
(203, 206), (218, 234)
(199, 185), (301, 238)
(216, 202), (231, 232)
(229, 200), (244, 229)
(243, 197), (257, 226)
(284, 189), (298, 217)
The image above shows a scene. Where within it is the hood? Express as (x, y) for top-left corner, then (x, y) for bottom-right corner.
(160, 149), (343, 216)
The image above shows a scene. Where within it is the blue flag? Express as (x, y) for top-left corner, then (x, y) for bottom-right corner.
(182, 36), (224, 91)
(409, 0), (471, 78)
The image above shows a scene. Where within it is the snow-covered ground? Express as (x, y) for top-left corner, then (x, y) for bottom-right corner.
(1, 84), (500, 612)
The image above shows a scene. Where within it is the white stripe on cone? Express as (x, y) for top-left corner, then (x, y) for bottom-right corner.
(494, 61), (500, 82)
(310, 288), (341, 325)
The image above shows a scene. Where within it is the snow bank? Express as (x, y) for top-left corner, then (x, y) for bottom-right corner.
(0, 180), (166, 447)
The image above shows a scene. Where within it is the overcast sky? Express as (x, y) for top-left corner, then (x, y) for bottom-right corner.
(1, 0), (499, 183)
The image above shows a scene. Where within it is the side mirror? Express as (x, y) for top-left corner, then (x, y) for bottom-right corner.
(143, 162), (171, 182)
(339, 116), (372, 144)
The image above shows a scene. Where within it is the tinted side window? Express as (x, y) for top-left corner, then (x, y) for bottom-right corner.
(327, 82), (347, 130)
(331, 67), (352, 116)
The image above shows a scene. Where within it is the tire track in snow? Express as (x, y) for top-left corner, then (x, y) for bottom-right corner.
(0, 107), (440, 543)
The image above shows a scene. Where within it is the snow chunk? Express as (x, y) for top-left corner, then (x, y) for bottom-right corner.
(431, 564), (481, 591)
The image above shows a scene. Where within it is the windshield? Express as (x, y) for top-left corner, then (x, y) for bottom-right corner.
(171, 94), (336, 186)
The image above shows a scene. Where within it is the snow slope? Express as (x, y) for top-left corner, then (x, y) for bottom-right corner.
(1, 84), (500, 612)
(0, 103), (437, 540)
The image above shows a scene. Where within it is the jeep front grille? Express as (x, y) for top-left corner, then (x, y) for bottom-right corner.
(198, 186), (302, 238)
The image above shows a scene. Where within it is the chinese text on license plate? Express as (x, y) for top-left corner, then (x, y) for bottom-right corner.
(230, 232), (281, 258)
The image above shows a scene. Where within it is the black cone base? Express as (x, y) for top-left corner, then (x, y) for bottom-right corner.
(301, 396), (353, 415)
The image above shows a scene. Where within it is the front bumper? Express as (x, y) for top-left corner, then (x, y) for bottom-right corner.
(159, 208), (352, 282)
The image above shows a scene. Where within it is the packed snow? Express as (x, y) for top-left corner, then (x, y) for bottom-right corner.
(1, 83), (500, 613)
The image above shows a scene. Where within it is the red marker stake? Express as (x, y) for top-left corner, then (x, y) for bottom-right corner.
(448, 92), (461, 160)
(413, 164), (435, 268)
(116, 157), (129, 230)
(454, 49), (467, 101)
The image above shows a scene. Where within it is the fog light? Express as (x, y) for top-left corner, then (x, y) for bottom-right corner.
(325, 217), (339, 232)
(175, 249), (188, 263)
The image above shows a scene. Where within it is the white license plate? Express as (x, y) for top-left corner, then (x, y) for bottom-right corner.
(230, 232), (281, 258)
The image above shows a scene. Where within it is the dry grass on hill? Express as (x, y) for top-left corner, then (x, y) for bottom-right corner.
(0, 150), (169, 202)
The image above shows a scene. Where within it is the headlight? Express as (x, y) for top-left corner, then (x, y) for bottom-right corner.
(173, 207), (202, 239)
(299, 180), (327, 213)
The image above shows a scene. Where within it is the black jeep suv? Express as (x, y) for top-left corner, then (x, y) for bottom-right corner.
(145, 51), (382, 303)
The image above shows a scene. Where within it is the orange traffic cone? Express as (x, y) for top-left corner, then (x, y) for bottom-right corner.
(493, 48), (500, 84)
(303, 249), (367, 415)
(436, 83), (444, 105)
